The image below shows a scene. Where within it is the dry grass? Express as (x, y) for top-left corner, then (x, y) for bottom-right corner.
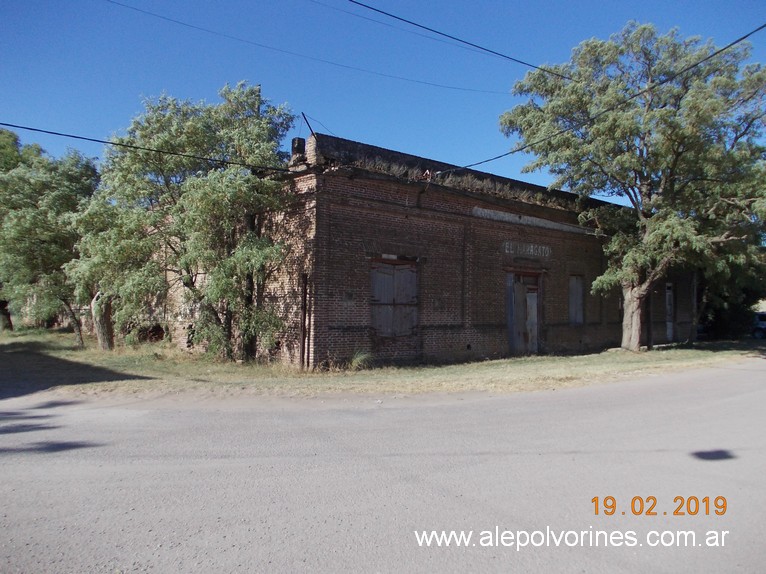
(1, 329), (762, 399)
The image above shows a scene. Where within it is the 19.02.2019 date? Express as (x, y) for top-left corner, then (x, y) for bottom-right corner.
(592, 496), (727, 516)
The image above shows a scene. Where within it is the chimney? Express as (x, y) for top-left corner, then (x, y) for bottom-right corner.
(292, 137), (306, 157)
(289, 137), (307, 170)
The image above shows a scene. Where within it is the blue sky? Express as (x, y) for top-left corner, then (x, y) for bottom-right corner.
(2, 0), (765, 188)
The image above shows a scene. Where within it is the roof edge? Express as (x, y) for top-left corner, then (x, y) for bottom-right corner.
(291, 133), (610, 211)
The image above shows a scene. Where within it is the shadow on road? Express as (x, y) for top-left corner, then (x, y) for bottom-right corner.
(691, 449), (737, 461)
(0, 340), (153, 400)
(689, 340), (766, 358)
(0, 394), (107, 456)
(0, 422), (61, 435)
(0, 440), (103, 455)
(0, 411), (53, 420)
(32, 400), (84, 409)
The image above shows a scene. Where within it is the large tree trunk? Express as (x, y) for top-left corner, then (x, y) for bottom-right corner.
(240, 208), (264, 362)
(223, 306), (234, 360)
(238, 276), (265, 363)
(621, 284), (646, 352)
(0, 300), (12, 332)
(240, 269), (257, 362)
(90, 291), (114, 351)
(61, 300), (85, 349)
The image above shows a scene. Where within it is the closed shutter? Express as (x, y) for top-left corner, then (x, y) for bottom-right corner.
(371, 263), (394, 304)
(393, 265), (418, 336)
(569, 275), (584, 325)
(371, 262), (418, 337)
(371, 264), (395, 336)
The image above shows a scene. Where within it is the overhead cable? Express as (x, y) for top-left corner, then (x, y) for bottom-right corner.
(102, 0), (510, 95)
(0, 122), (291, 173)
(347, 0), (574, 81)
(308, 0), (488, 58)
(440, 20), (766, 174)
(303, 114), (338, 137)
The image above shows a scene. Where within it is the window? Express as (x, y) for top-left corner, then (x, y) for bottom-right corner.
(370, 260), (418, 337)
(569, 275), (584, 325)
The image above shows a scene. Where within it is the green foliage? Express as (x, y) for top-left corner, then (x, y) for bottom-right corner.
(0, 146), (98, 328)
(349, 350), (374, 371)
(0, 130), (45, 174)
(0, 129), (22, 172)
(70, 82), (294, 359)
(501, 22), (766, 345)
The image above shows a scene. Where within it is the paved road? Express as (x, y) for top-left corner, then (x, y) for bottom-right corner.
(1, 359), (765, 573)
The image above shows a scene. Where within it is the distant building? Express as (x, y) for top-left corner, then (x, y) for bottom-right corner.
(269, 134), (696, 367)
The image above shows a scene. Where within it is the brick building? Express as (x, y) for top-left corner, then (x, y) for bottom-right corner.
(274, 134), (695, 368)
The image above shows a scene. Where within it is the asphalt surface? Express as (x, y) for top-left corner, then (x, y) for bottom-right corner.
(1, 359), (765, 573)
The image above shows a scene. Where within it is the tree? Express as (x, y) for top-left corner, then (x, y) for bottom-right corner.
(0, 129), (20, 331)
(695, 242), (766, 339)
(0, 129), (44, 172)
(67, 192), (159, 351)
(71, 83), (294, 359)
(0, 299), (11, 332)
(0, 129), (23, 172)
(500, 22), (766, 351)
(0, 146), (99, 346)
(0, 129), (46, 332)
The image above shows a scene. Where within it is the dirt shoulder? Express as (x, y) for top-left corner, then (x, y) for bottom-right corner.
(1, 331), (764, 401)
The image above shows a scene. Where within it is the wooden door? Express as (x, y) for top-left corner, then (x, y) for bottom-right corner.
(507, 273), (540, 354)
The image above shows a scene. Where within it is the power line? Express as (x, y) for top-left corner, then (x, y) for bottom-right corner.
(0, 122), (291, 173)
(347, 0), (574, 82)
(308, 0), (489, 58)
(440, 21), (766, 174)
(102, 0), (510, 96)
(303, 114), (338, 137)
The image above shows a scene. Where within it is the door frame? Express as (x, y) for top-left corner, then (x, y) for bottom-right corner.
(506, 270), (542, 355)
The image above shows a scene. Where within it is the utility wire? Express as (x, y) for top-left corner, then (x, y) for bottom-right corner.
(348, 0), (573, 81)
(0, 122), (291, 173)
(308, 0), (488, 58)
(304, 114), (338, 137)
(102, 0), (510, 95)
(441, 21), (766, 174)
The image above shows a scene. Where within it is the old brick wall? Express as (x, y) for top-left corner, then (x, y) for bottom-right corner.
(267, 176), (318, 367)
(160, 135), (694, 365)
(303, 167), (625, 365)
(280, 135), (696, 366)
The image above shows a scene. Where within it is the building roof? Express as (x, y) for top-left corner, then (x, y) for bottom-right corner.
(289, 133), (609, 212)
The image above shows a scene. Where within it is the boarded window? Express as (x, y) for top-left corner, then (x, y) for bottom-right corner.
(569, 275), (584, 325)
(371, 261), (418, 337)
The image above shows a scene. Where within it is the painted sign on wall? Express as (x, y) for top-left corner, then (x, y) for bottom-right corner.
(503, 241), (552, 258)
